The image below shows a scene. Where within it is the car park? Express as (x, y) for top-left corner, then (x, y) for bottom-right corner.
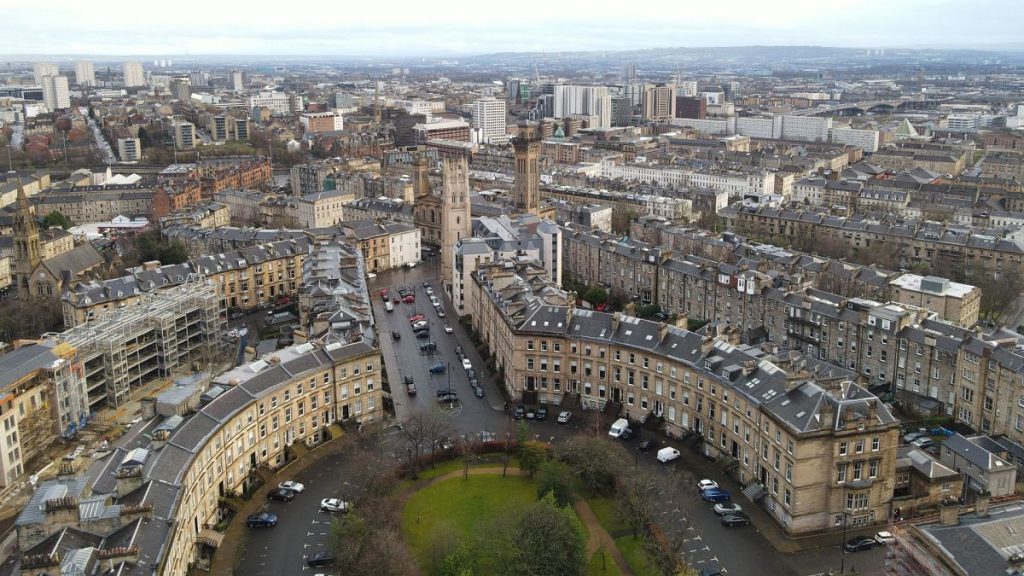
(557, 411), (572, 424)
(702, 488), (731, 502)
(247, 512), (278, 528)
(844, 536), (877, 552)
(320, 498), (350, 513)
(713, 502), (743, 516)
(721, 514), (750, 527)
(638, 439), (656, 451)
(307, 551), (336, 567)
(461, 358), (473, 370)
(267, 488), (295, 502)
(430, 362), (446, 374)
(697, 479), (719, 492)
(279, 480), (304, 493)
(536, 406), (548, 420)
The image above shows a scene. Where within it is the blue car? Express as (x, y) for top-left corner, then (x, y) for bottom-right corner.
(430, 362), (446, 374)
(701, 488), (731, 502)
(247, 512), (278, 527)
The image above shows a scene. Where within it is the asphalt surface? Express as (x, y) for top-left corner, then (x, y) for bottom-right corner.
(235, 261), (885, 576)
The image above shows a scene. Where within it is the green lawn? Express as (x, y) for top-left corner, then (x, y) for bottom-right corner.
(616, 535), (660, 576)
(587, 547), (622, 576)
(402, 474), (536, 573)
(587, 497), (628, 533)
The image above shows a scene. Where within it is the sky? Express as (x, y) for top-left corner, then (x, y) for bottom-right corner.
(3, 0), (1022, 56)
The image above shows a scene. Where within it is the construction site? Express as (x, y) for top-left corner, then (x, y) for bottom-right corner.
(51, 275), (227, 412)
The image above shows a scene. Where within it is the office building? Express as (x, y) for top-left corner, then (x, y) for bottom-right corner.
(73, 61), (95, 86)
(675, 96), (707, 119)
(472, 97), (508, 144)
(41, 75), (70, 111)
(676, 81), (699, 97)
(122, 61), (145, 88)
(170, 77), (191, 101)
(173, 121), (196, 150)
(32, 62), (59, 85)
(117, 138), (141, 162)
(641, 84), (675, 121)
(299, 111), (344, 134)
(552, 85), (612, 128)
(231, 69), (243, 92)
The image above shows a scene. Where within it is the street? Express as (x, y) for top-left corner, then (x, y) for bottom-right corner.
(235, 261), (885, 576)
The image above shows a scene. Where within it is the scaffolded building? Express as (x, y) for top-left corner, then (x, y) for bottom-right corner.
(51, 275), (226, 410)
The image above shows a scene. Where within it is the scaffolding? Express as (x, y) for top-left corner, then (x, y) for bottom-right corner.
(51, 275), (226, 410)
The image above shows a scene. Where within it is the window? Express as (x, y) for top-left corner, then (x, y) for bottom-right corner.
(846, 492), (868, 510)
(872, 437), (880, 451)
(869, 460), (878, 478)
(786, 462), (793, 482)
(784, 489), (791, 507)
(839, 442), (848, 456)
(853, 462), (863, 481)
(837, 464), (847, 483)
(527, 340), (534, 351)
(855, 440), (864, 454)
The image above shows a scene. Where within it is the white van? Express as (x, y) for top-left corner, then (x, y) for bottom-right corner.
(608, 418), (629, 438)
(384, 301), (394, 312)
(656, 447), (680, 463)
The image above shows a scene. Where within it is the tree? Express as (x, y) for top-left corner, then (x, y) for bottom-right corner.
(518, 440), (547, 478)
(556, 436), (626, 496)
(0, 299), (65, 342)
(535, 460), (575, 507)
(132, 230), (189, 265)
(489, 492), (586, 576)
(582, 285), (607, 305)
(966, 265), (1023, 322)
(616, 467), (658, 539)
(42, 211), (73, 230)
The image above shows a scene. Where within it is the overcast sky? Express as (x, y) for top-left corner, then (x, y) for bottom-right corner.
(3, 0), (1021, 56)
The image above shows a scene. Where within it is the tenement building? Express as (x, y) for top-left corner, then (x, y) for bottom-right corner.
(466, 259), (899, 535)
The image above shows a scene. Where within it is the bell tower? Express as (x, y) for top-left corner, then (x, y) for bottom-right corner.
(440, 156), (471, 295)
(12, 184), (41, 299)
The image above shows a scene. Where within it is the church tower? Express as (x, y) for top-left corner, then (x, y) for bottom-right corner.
(512, 122), (541, 215)
(12, 184), (41, 299)
(440, 156), (471, 295)
(412, 149), (431, 200)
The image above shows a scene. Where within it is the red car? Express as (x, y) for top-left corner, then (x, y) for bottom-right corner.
(379, 289), (389, 301)
(403, 295), (415, 303)
(595, 303), (609, 312)
(393, 295), (400, 303)
(409, 314), (425, 323)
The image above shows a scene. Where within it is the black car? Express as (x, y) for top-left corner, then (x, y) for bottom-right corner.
(246, 512), (278, 528)
(307, 551), (336, 567)
(513, 405), (526, 420)
(638, 439), (656, 451)
(845, 536), (877, 552)
(415, 330), (430, 339)
(267, 488), (295, 502)
(619, 428), (635, 441)
(438, 392), (458, 403)
(422, 281), (431, 288)
(473, 386), (485, 398)
(535, 406), (548, 420)
(419, 342), (437, 352)
(392, 330), (401, 340)
(721, 514), (750, 527)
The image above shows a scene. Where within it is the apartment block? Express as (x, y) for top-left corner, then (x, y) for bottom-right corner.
(467, 259), (899, 536)
(117, 138), (141, 162)
(300, 112), (344, 135)
(889, 274), (980, 327)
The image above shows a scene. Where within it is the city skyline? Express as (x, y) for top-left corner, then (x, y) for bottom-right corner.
(4, 0), (1023, 57)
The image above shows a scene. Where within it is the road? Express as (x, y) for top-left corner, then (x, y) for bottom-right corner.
(82, 107), (115, 164)
(235, 261), (885, 576)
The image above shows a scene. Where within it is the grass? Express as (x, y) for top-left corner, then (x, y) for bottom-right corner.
(616, 535), (660, 576)
(402, 474), (536, 573)
(588, 497), (628, 534)
(587, 547), (622, 576)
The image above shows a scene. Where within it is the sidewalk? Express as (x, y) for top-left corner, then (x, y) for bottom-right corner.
(207, 431), (350, 576)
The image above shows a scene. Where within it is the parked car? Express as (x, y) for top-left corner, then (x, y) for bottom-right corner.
(379, 289), (389, 301)
(437, 309), (446, 318)
(513, 405), (526, 420)
(536, 406), (548, 420)
(444, 325), (454, 334)
(619, 428), (635, 441)
(461, 358), (473, 371)
(320, 498), (350, 513)
(656, 447), (681, 463)
(403, 295), (415, 303)
(422, 281), (431, 288)
(912, 437), (936, 450)
(875, 531), (896, 545)
(419, 342), (437, 353)
(307, 551), (336, 567)
(430, 362), (446, 374)
(638, 439), (656, 451)
(247, 512), (278, 528)
(438, 392), (458, 403)
(409, 314), (425, 323)
(702, 488), (731, 502)
(903, 431), (926, 444)
(713, 502), (743, 516)
(392, 330), (401, 340)
(557, 411), (572, 424)
(278, 480), (304, 493)
(845, 536), (877, 552)
(697, 479), (719, 492)
(473, 386), (485, 398)
(267, 488), (295, 502)
(412, 320), (428, 330)
(525, 407), (536, 419)
(404, 375), (416, 395)
(721, 514), (750, 527)
(415, 330), (430, 339)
